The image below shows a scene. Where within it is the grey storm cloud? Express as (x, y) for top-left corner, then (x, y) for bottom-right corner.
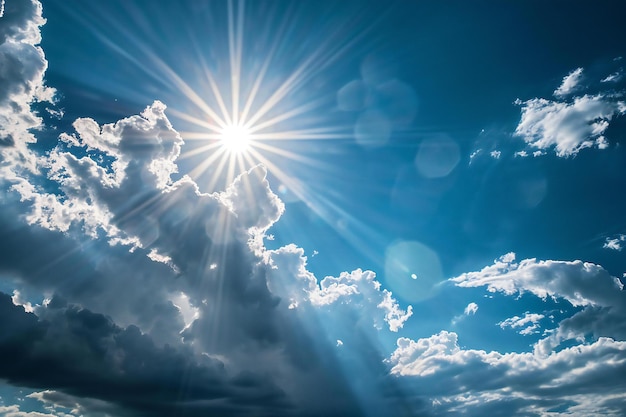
(0, 292), (293, 417)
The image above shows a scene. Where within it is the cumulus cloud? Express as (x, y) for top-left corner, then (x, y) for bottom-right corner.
(451, 252), (626, 353)
(0, 3), (415, 415)
(388, 250), (626, 414)
(554, 67), (584, 97)
(266, 244), (412, 332)
(0, 97), (370, 415)
(0, 0), (54, 177)
(388, 331), (626, 416)
(514, 67), (625, 157)
(515, 94), (625, 157)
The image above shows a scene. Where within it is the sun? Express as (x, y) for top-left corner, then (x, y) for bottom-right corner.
(219, 124), (252, 154)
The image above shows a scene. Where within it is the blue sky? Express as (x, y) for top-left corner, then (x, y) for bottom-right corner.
(1, 0), (626, 416)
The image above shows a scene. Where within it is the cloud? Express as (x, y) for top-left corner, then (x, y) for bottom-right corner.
(452, 252), (624, 308)
(514, 67), (625, 157)
(602, 71), (622, 83)
(0, 0), (54, 178)
(554, 67), (584, 97)
(266, 244), (412, 332)
(451, 252), (626, 354)
(603, 234), (626, 251)
(0, 4), (413, 415)
(515, 94), (625, 157)
(388, 331), (626, 416)
(0, 292), (293, 417)
(498, 312), (544, 335)
(464, 302), (478, 315)
(26, 389), (121, 417)
(0, 405), (61, 417)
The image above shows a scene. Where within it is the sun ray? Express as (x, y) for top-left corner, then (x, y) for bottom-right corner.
(238, 5), (294, 125)
(166, 109), (224, 133)
(227, 0), (244, 125)
(250, 141), (331, 169)
(247, 98), (327, 134)
(187, 147), (228, 181)
(177, 142), (221, 161)
(250, 129), (354, 140)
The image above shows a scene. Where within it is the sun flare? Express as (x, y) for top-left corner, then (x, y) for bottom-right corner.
(219, 125), (252, 154)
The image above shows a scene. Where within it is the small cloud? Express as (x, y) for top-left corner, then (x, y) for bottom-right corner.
(312, 250), (319, 257)
(469, 149), (482, 164)
(336, 340), (343, 347)
(464, 302), (478, 315)
(452, 302), (479, 325)
(603, 235), (626, 251)
(498, 312), (544, 335)
(554, 67), (584, 97)
(489, 150), (501, 159)
(601, 71), (622, 83)
(46, 107), (65, 120)
(515, 150), (528, 158)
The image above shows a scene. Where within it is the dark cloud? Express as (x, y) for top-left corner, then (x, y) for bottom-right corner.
(0, 292), (296, 417)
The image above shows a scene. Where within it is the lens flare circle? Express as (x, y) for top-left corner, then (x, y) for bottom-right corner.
(219, 124), (252, 154)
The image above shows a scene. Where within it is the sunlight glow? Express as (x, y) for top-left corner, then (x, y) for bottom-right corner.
(219, 124), (252, 154)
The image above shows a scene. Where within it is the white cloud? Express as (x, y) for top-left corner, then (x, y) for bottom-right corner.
(0, 0), (55, 178)
(266, 244), (412, 332)
(603, 234), (626, 251)
(515, 94), (625, 157)
(498, 312), (544, 335)
(452, 252), (626, 356)
(469, 149), (481, 162)
(0, 405), (61, 417)
(602, 71), (622, 83)
(451, 252), (623, 306)
(464, 302), (478, 315)
(554, 67), (584, 97)
(452, 252), (624, 308)
(515, 65), (626, 157)
(489, 150), (501, 159)
(388, 332), (626, 416)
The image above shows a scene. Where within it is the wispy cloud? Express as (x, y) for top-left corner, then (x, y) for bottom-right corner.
(498, 312), (544, 335)
(603, 234), (626, 251)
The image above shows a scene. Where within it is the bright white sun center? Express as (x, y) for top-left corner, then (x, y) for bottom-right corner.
(219, 125), (251, 154)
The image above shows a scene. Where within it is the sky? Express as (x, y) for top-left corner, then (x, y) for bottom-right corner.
(1, 0), (626, 416)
